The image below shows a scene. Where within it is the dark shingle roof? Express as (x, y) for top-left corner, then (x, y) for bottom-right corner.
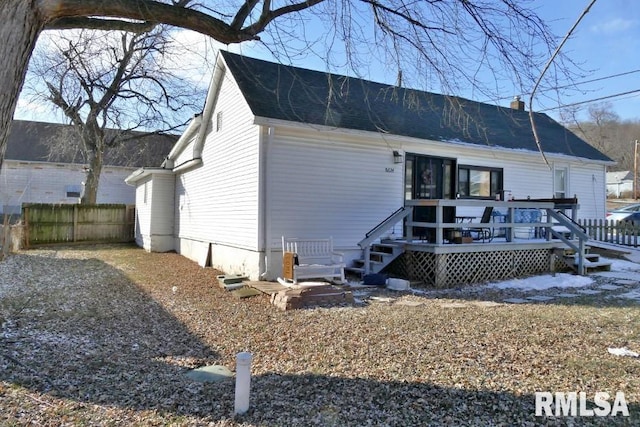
(221, 51), (612, 163)
(6, 120), (177, 167)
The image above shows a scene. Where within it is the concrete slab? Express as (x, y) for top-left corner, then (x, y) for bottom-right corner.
(615, 279), (640, 286)
(527, 295), (555, 302)
(217, 274), (248, 286)
(617, 291), (640, 300)
(186, 365), (233, 383)
(556, 293), (580, 298)
(231, 287), (262, 299)
(576, 289), (603, 295)
(222, 282), (245, 291)
(597, 284), (622, 291)
(370, 296), (395, 303)
(503, 298), (529, 304)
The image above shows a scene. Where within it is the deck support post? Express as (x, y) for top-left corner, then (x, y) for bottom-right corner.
(435, 253), (448, 288)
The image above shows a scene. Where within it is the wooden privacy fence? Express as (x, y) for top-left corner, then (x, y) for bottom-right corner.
(22, 203), (135, 247)
(578, 219), (640, 248)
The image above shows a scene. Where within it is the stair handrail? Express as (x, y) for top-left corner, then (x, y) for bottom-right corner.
(358, 207), (411, 249)
(546, 209), (589, 275)
(366, 207), (406, 238)
(546, 209), (589, 241)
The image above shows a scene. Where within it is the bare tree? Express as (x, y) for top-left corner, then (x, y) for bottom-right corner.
(23, 27), (202, 204)
(563, 102), (640, 172)
(1, 0), (574, 172)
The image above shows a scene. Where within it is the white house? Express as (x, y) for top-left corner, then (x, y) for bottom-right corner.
(1, 120), (175, 217)
(606, 170), (634, 198)
(126, 51), (613, 281)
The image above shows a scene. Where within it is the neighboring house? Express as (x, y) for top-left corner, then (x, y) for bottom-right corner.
(126, 51), (613, 281)
(606, 170), (634, 198)
(1, 120), (176, 216)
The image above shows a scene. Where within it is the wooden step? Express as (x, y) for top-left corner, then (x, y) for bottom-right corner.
(564, 253), (600, 262)
(564, 257), (612, 273)
(345, 266), (365, 275)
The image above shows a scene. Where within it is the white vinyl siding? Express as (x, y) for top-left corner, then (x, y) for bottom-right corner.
(568, 163), (607, 219)
(267, 127), (404, 250)
(149, 174), (175, 237)
(134, 176), (152, 247)
(174, 69), (261, 250)
(132, 172), (175, 251)
(0, 160), (135, 214)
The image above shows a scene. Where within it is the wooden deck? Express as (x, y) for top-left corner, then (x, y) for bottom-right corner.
(357, 197), (591, 286)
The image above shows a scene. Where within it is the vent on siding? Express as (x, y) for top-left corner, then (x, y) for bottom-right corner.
(216, 111), (223, 132)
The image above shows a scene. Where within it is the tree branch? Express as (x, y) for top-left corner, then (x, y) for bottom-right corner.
(360, 0), (454, 33)
(46, 17), (155, 33)
(39, 0), (257, 43)
(230, 0), (262, 30)
(244, 0), (325, 36)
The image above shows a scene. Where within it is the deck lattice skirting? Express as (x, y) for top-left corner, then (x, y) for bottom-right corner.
(387, 247), (569, 288)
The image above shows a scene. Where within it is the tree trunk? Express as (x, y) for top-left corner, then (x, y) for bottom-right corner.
(81, 146), (103, 205)
(0, 1), (44, 170)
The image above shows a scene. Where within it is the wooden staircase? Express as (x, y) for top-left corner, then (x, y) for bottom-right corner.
(556, 248), (612, 274)
(346, 240), (405, 277)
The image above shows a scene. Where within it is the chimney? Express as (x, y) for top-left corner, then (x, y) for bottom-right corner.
(510, 96), (525, 111)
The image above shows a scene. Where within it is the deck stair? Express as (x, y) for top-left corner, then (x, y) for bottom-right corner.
(346, 240), (404, 277)
(556, 248), (612, 273)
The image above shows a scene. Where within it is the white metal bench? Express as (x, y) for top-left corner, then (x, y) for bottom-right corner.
(281, 236), (345, 284)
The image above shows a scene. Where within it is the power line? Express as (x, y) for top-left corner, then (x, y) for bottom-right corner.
(538, 88), (640, 112)
(483, 68), (640, 103)
(555, 69), (640, 91)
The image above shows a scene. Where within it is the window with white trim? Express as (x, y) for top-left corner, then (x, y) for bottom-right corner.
(554, 166), (568, 198)
(65, 185), (82, 198)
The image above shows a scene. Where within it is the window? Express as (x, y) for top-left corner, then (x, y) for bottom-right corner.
(65, 185), (82, 198)
(554, 166), (568, 198)
(458, 165), (503, 199)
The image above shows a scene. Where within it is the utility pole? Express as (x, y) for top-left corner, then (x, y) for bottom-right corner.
(635, 140), (638, 200)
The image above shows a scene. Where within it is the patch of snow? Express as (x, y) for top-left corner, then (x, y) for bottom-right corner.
(607, 258), (640, 271)
(487, 273), (593, 291)
(608, 347), (639, 358)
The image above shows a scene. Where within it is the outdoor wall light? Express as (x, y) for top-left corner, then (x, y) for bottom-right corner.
(393, 150), (403, 164)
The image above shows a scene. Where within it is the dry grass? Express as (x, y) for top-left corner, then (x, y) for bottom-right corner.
(1, 244), (639, 426)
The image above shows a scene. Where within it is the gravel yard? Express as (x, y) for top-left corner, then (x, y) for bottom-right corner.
(1, 244), (640, 426)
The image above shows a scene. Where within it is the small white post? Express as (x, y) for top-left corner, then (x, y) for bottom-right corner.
(234, 351), (252, 415)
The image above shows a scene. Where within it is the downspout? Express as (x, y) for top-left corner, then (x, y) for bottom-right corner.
(163, 54), (225, 171)
(259, 126), (275, 280)
(192, 56), (226, 160)
(162, 115), (202, 169)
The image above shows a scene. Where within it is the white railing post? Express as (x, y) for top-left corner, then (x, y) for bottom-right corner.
(234, 352), (253, 415)
(364, 246), (371, 275)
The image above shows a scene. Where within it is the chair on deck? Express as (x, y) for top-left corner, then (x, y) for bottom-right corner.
(468, 206), (494, 243)
(513, 208), (542, 239)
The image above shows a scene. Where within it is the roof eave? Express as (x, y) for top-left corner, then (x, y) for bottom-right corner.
(124, 167), (174, 186)
(253, 116), (614, 165)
